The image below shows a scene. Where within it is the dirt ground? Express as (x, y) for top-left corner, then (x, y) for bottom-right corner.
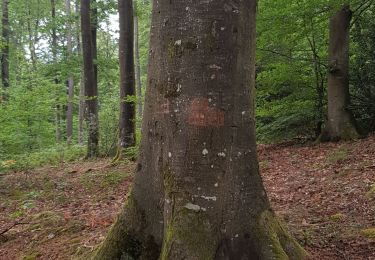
(1, 136), (374, 259)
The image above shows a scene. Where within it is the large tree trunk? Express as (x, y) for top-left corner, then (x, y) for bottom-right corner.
(1, 0), (9, 101)
(81, 0), (99, 157)
(118, 0), (136, 152)
(94, 1), (307, 259)
(134, 5), (143, 119)
(320, 5), (359, 142)
(66, 0), (74, 145)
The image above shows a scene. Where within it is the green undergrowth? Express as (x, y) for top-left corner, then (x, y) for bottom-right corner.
(0, 145), (85, 173)
(80, 170), (129, 191)
(361, 228), (375, 239)
(326, 146), (349, 165)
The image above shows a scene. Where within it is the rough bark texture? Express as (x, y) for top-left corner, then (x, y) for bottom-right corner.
(118, 0), (136, 150)
(320, 5), (359, 142)
(66, 0), (74, 144)
(76, 0), (84, 145)
(81, 0), (99, 157)
(95, 1), (307, 259)
(51, 0), (62, 143)
(1, 0), (9, 100)
(134, 7), (143, 118)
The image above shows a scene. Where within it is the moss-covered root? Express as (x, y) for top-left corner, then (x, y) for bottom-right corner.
(92, 196), (160, 260)
(160, 209), (307, 260)
(111, 147), (122, 165)
(255, 210), (308, 260)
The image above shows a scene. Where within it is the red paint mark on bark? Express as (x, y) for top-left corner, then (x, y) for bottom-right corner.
(188, 97), (225, 127)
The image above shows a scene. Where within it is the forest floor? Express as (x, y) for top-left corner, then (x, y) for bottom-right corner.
(0, 136), (375, 259)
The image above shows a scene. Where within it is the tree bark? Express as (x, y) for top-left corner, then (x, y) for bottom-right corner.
(1, 0), (9, 101)
(91, 0), (98, 84)
(66, 0), (74, 145)
(320, 5), (359, 142)
(134, 5), (143, 119)
(118, 0), (136, 152)
(94, 1), (307, 259)
(51, 0), (62, 144)
(81, 0), (99, 157)
(76, 0), (85, 145)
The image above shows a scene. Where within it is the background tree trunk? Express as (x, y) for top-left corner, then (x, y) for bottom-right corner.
(1, 0), (9, 101)
(91, 0), (97, 84)
(134, 4), (143, 119)
(76, 0), (85, 145)
(118, 0), (136, 152)
(320, 5), (359, 142)
(51, 0), (62, 143)
(95, 1), (307, 259)
(81, 0), (99, 157)
(66, 0), (74, 145)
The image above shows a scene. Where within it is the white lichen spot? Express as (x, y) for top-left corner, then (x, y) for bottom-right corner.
(197, 187), (202, 191)
(202, 148), (209, 156)
(209, 64), (222, 70)
(165, 199), (171, 204)
(221, 27), (225, 31)
(235, 234), (239, 238)
(201, 195), (217, 201)
(184, 203), (201, 212)
(168, 152), (172, 158)
(174, 109), (179, 113)
(242, 111), (246, 115)
(237, 152), (242, 157)
(211, 165), (214, 168)
(211, 74), (216, 80)
(218, 152), (226, 158)
(214, 183), (219, 187)
(177, 83), (182, 92)
(208, 98), (212, 103)
(175, 39), (182, 46)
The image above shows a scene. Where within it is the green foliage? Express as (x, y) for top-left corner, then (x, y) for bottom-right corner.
(256, 0), (375, 142)
(0, 0), (152, 167)
(0, 145), (85, 172)
(350, 4), (375, 133)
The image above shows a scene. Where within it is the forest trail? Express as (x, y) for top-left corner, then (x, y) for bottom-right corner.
(0, 136), (374, 259)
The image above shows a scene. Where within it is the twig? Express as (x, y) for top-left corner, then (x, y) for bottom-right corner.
(0, 220), (29, 237)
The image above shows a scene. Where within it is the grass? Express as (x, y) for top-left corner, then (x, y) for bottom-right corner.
(326, 146), (348, 164)
(0, 145), (85, 173)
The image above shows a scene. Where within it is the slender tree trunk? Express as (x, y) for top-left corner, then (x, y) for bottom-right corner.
(94, 1), (307, 259)
(118, 0), (136, 152)
(307, 36), (324, 138)
(320, 5), (359, 142)
(76, 0), (85, 145)
(91, 0), (97, 84)
(134, 5), (143, 119)
(66, 0), (74, 145)
(81, 0), (99, 157)
(1, 0), (9, 101)
(26, 7), (37, 70)
(51, 0), (62, 143)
